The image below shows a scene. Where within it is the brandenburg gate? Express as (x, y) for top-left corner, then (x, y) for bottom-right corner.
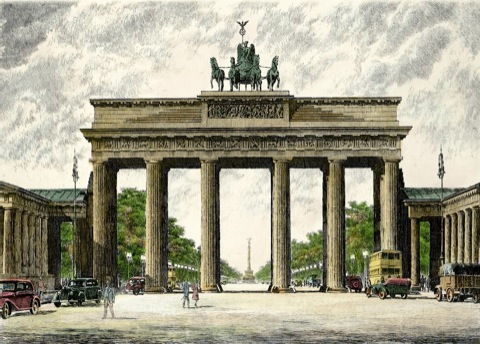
(81, 90), (411, 292)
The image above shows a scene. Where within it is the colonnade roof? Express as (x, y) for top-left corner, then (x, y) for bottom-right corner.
(29, 189), (87, 204)
(403, 187), (465, 202)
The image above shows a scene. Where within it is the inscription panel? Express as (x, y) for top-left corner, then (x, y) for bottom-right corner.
(207, 102), (284, 119)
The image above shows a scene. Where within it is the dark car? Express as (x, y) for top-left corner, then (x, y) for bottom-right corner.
(346, 275), (363, 293)
(367, 277), (411, 299)
(53, 278), (102, 307)
(125, 277), (145, 295)
(0, 279), (41, 319)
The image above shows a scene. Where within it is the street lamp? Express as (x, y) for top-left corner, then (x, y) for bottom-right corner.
(438, 146), (446, 264)
(350, 254), (356, 275)
(362, 250), (369, 288)
(72, 150), (79, 278)
(140, 255), (146, 277)
(126, 252), (132, 279)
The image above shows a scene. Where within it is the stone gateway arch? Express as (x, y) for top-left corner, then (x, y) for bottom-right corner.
(81, 91), (411, 292)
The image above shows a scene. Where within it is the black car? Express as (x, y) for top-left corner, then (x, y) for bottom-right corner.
(53, 278), (102, 307)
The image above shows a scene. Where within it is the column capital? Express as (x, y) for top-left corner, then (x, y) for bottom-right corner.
(383, 157), (402, 164)
(200, 158), (218, 164)
(273, 158), (291, 164)
(327, 157), (346, 164)
(145, 158), (164, 165)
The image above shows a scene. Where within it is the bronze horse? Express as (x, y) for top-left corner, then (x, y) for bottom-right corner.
(210, 57), (225, 91)
(266, 56), (280, 91)
(228, 54), (262, 91)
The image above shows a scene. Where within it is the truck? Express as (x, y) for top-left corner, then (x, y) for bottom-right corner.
(435, 263), (480, 303)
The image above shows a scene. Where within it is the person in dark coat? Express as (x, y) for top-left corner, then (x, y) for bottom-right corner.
(182, 281), (190, 308)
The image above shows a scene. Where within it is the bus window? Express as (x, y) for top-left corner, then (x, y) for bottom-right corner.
(382, 253), (388, 259)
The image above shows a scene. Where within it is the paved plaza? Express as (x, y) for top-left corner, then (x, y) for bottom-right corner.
(0, 284), (479, 343)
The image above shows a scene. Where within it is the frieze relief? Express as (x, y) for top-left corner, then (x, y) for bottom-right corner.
(93, 136), (399, 152)
(207, 102), (284, 119)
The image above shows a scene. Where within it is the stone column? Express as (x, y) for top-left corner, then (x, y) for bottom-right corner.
(457, 211), (465, 263)
(444, 215), (451, 264)
(28, 213), (36, 276)
(104, 164), (118, 286)
(2, 208), (14, 275)
(14, 209), (22, 275)
(145, 160), (169, 292)
(21, 211), (29, 275)
(381, 159), (399, 250)
(322, 168), (328, 287)
(41, 216), (48, 276)
(35, 215), (42, 276)
(410, 218), (420, 286)
(0, 209), (3, 272)
(326, 159), (346, 292)
(272, 159), (290, 292)
(372, 166), (382, 252)
(464, 209), (472, 264)
(473, 207), (479, 263)
(201, 159), (220, 292)
(93, 160), (108, 286)
(451, 213), (457, 263)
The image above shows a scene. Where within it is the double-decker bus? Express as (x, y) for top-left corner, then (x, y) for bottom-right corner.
(368, 250), (402, 285)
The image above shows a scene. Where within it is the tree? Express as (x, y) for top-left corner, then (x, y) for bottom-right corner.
(255, 261), (271, 282)
(420, 222), (430, 275)
(345, 201), (374, 275)
(60, 222), (73, 278)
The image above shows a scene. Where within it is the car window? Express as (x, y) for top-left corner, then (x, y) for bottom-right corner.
(25, 283), (33, 291)
(16, 283), (26, 291)
(0, 282), (15, 292)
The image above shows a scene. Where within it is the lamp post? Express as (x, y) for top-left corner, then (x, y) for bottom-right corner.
(126, 252), (132, 279)
(350, 254), (356, 275)
(140, 254), (146, 277)
(362, 250), (369, 289)
(72, 150), (79, 278)
(438, 147), (445, 265)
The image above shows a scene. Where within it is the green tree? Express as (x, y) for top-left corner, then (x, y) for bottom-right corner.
(345, 201), (374, 275)
(60, 222), (73, 278)
(221, 259), (242, 280)
(255, 261), (271, 282)
(420, 222), (430, 275)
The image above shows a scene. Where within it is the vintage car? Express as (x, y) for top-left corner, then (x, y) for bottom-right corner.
(53, 278), (102, 307)
(125, 276), (145, 295)
(435, 263), (480, 303)
(0, 279), (41, 319)
(346, 275), (363, 292)
(367, 277), (411, 299)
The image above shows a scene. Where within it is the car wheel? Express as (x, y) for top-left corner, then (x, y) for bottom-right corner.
(378, 290), (387, 300)
(473, 293), (480, 304)
(30, 300), (40, 315)
(133, 289), (139, 296)
(435, 288), (442, 302)
(401, 293), (408, 299)
(446, 288), (455, 303)
(1, 302), (10, 319)
(95, 299), (101, 305)
(54, 302), (61, 308)
(365, 288), (372, 298)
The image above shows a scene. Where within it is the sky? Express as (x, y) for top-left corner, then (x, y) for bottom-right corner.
(1, 1), (479, 272)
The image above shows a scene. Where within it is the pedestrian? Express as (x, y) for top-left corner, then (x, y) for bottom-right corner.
(102, 279), (116, 319)
(182, 281), (190, 308)
(191, 283), (199, 307)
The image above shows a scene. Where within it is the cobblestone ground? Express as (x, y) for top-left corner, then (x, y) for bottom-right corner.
(0, 284), (479, 343)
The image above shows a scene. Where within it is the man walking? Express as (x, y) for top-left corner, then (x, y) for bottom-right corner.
(182, 281), (190, 308)
(102, 279), (116, 319)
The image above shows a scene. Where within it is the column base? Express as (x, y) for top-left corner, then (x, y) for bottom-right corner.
(201, 285), (219, 293)
(271, 285), (291, 293)
(326, 286), (347, 293)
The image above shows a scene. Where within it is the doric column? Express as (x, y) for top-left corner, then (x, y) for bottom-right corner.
(35, 215), (42, 276)
(381, 159), (399, 250)
(104, 164), (118, 286)
(473, 207), (479, 263)
(372, 165), (382, 252)
(2, 208), (14, 274)
(200, 159), (220, 292)
(21, 211), (29, 275)
(465, 209), (472, 264)
(92, 160), (108, 286)
(444, 215), (451, 264)
(457, 211), (465, 263)
(14, 209), (22, 275)
(41, 216), (48, 276)
(272, 159), (291, 292)
(451, 213), (457, 263)
(28, 213), (36, 276)
(0, 209), (3, 272)
(322, 168), (328, 287)
(326, 159), (346, 292)
(145, 160), (169, 292)
(410, 218), (420, 286)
